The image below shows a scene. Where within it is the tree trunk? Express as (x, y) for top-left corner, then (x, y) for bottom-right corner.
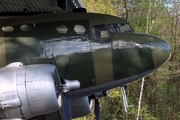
(136, 77), (145, 120)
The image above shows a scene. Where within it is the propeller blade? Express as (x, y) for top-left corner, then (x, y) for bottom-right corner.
(50, 47), (72, 119)
(66, 57), (71, 79)
(50, 47), (66, 84)
(94, 99), (101, 120)
(62, 92), (71, 120)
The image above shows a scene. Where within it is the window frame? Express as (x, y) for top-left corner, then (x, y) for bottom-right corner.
(108, 23), (134, 33)
(91, 24), (110, 40)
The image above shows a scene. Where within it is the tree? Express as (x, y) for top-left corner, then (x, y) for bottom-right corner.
(82, 0), (119, 16)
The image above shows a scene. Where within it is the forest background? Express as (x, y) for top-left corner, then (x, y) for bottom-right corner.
(74, 0), (180, 120)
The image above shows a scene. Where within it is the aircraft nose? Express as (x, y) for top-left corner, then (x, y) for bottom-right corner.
(150, 36), (171, 67)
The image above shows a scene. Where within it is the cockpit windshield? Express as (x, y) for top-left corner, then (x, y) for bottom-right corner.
(108, 23), (133, 33)
(92, 24), (109, 39)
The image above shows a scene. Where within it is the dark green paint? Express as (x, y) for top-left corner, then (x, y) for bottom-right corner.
(0, 13), (171, 91)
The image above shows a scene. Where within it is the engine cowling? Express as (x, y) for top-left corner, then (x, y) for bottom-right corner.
(0, 64), (60, 119)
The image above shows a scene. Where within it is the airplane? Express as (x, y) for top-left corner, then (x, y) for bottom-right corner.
(0, 8), (171, 120)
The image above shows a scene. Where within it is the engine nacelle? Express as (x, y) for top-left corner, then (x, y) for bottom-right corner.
(0, 64), (60, 119)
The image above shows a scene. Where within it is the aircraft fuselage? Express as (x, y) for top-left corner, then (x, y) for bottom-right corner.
(0, 13), (171, 97)
(0, 12), (171, 120)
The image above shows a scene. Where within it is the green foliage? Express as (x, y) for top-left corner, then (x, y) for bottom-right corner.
(82, 0), (119, 16)
(100, 88), (123, 119)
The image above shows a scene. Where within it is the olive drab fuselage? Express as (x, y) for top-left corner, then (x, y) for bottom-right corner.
(0, 13), (171, 97)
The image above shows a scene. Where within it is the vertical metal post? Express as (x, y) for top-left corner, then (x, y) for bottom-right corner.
(64, 0), (68, 13)
(121, 86), (131, 114)
(57, 0), (68, 13)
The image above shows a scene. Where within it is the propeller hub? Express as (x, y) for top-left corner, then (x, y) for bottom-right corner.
(62, 80), (80, 92)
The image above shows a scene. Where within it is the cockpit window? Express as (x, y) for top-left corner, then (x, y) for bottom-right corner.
(92, 24), (109, 39)
(108, 24), (117, 33)
(116, 23), (133, 32)
(108, 23), (133, 33)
